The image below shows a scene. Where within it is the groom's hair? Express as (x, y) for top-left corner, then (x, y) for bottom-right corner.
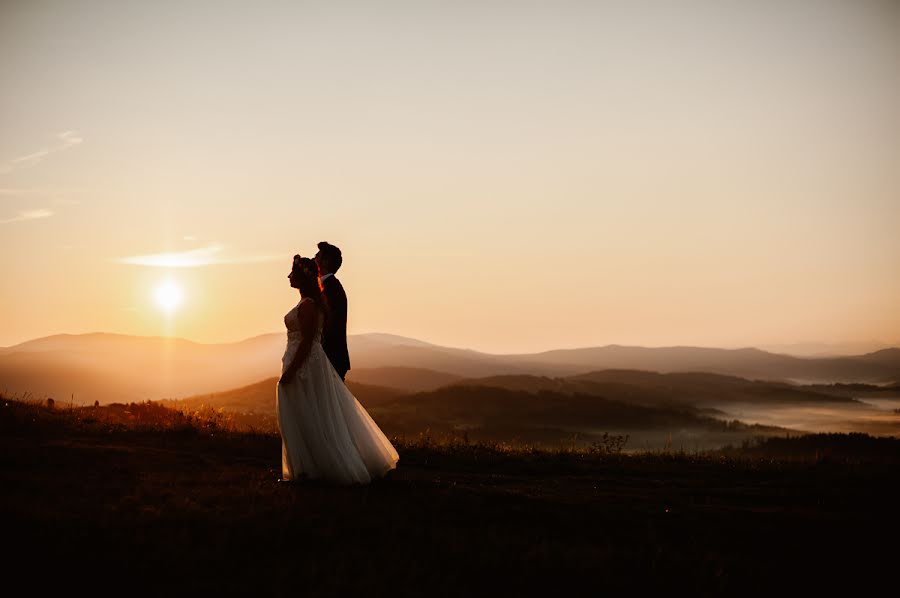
(317, 241), (342, 272)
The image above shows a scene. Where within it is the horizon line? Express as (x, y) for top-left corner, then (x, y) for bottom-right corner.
(3, 330), (898, 358)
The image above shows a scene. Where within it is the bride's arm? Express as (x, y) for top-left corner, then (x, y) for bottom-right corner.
(280, 301), (318, 383)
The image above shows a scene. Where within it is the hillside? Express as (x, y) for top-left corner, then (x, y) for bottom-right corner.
(0, 332), (283, 404)
(367, 385), (786, 449)
(177, 377), (407, 412)
(431, 370), (861, 409)
(3, 398), (897, 594)
(1, 331), (898, 405)
(173, 373), (790, 449)
(345, 366), (463, 392)
(562, 370), (858, 406)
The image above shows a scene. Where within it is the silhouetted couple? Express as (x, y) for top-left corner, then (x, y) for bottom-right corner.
(275, 242), (398, 485)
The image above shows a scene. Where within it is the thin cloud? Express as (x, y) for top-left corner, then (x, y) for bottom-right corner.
(0, 208), (54, 224)
(0, 131), (84, 175)
(115, 244), (281, 267)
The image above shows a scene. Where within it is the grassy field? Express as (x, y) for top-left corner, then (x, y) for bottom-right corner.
(3, 398), (898, 595)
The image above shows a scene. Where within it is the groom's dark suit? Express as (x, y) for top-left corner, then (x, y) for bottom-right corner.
(320, 274), (350, 380)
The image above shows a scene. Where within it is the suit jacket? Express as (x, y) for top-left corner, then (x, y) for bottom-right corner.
(320, 275), (350, 377)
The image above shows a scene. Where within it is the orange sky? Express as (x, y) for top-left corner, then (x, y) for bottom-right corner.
(1, 1), (898, 353)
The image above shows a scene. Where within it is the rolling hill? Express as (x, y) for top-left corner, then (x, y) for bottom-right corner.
(345, 367), (463, 392)
(365, 385), (786, 446)
(176, 376), (407, 412)
(1, 331), (898, 405)
(170, 374), (789, 449)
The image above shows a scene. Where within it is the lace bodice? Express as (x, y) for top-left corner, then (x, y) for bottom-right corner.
(284, 297), (324, 343)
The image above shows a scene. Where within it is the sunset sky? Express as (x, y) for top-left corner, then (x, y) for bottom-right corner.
(1, 0), (898, 353)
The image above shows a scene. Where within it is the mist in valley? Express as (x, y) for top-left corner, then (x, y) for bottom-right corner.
(710, 397), (900, 438)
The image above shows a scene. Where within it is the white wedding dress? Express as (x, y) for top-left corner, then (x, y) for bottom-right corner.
(276, 297), (399, 484)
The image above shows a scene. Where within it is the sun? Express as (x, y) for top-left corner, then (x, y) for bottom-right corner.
(154, 280), (184, 313)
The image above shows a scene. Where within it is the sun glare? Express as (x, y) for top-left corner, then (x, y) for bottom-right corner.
(154, 280), (184, 313)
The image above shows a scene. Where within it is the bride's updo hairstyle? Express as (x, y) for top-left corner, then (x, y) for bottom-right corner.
(290, 255), (322, 299)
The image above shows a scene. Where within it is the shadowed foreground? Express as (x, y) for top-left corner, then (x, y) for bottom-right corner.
(2, 400), (897, 595)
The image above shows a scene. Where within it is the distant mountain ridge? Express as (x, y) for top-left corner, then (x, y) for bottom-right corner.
(1, 331), (898, 404)
(758, 341), (900, 357)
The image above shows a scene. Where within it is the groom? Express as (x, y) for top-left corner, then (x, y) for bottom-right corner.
(315, 241), (351, 381)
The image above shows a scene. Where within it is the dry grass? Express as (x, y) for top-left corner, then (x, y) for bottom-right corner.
(2, 394), (898, 594)
(5, 395), (899, 464)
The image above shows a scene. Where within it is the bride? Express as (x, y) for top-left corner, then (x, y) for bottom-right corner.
(276, 255), (399, 484)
